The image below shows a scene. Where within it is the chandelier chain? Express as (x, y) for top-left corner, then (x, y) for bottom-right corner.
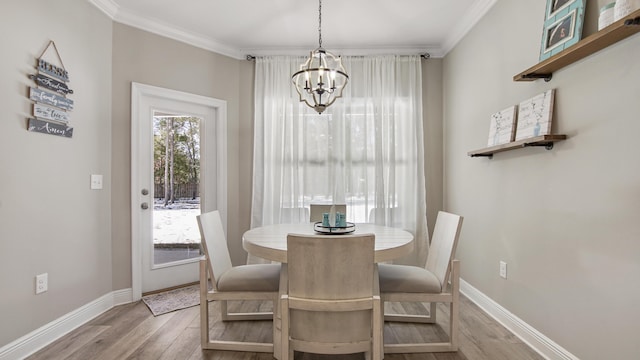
(318, 0), (322, 48)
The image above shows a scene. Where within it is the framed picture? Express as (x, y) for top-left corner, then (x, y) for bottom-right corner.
(540, 0), (585, 61)
(515, 89), (555, 141)
(487, 105), (517, 147)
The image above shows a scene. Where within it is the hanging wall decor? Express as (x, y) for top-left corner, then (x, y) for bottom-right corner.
(539, 0), (586, 61)
(27, 40), (74, 138)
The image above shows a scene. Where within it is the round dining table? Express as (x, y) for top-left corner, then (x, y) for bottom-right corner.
(243, 222), (414, 263)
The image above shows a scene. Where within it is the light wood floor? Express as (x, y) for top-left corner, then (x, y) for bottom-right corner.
(27, 295), (544, 360)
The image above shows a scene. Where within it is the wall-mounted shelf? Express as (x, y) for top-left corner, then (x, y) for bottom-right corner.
(468, 135), (567, 159)
(514, 9), (640, 82)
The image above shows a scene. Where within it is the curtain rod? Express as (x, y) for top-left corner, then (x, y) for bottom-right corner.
(246, 53), (430, 61)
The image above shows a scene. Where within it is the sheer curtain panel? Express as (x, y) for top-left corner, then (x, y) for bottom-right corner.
(252, 55), (428, 266)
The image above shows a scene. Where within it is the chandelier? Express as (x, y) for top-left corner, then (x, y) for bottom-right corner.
(292, 0), (349, 114)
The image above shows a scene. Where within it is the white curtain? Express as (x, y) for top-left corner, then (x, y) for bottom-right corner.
(251, 55), (428, 266)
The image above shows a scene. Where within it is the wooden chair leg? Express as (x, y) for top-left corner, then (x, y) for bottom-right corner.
(220, 300), (228, 320)
(199, 260), (210, 348)
(450, 261), (460, 351)
(429, 302), (437, 323)
(372, 298), (382, 360)
(281, 296), (290, 360)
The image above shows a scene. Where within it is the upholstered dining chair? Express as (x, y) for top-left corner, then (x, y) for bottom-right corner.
(309, 204), (346, 222)
(197, 210), (280, 352)
(378, 210), (464, 353)
(281, 233), (382, 360)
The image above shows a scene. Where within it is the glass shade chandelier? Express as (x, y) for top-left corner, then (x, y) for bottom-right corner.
(292, 0), (349, 114)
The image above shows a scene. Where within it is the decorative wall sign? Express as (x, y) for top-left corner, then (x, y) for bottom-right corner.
(29, 87), (74, 110)
(37, 59), (69, 82)
(28, 118), (73, 138)
(28, 73), (73, 95)
(515, 89), (555, 141)
(487, 105), (517, 146)
(27, 40), (75, 138)
(34, 103), (70, 123)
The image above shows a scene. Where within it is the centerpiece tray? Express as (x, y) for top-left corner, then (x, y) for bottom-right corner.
(313, 222), (356, 235)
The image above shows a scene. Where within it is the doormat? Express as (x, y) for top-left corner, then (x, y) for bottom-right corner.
(142, 284), (200, 316)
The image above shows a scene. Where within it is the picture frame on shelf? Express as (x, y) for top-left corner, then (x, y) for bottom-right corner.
(547, 0), (575, 18)
(515, 89), (555, 141)
(487, 105), (517, 147)
(540, 0), (586, 61)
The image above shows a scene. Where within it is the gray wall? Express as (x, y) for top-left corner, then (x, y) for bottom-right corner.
(110, 25), (444, 286)
(9, 1), (634, 358)
(443, 1), (640, 359)
(423, 59), (444, 231)
(0, 0), (113, 347)
(111, 23), (252, 288)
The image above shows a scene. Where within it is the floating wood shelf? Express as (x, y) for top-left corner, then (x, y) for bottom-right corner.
(468, 135), (567, 159)
(514, 9), (640, 82)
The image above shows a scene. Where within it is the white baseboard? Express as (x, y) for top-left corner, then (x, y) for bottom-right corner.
(0, 288), (133, 360)
(1, 283), (577, 360)
(460, 279), (579, 360)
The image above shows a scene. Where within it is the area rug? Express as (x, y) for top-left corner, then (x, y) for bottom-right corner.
(142, 284), (200, 316)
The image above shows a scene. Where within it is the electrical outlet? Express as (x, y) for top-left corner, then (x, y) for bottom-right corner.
(90, 174), (103, 190)
(36, 273), (48, 294)
(499, 261), (507, 279)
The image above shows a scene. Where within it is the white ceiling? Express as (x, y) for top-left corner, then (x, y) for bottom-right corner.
(89, 0), (497, 60)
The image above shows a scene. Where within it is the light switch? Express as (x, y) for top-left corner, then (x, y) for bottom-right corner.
(90, 174), (103, 190)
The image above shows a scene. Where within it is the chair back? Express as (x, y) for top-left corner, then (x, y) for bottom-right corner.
(286, 233), (375, 343)
(287, 233), (374, 299)
(280, 207), (311, 223)
(425, 211), (464, 288)
(309, 204), (346, 222)
(197, 210), (233, 291)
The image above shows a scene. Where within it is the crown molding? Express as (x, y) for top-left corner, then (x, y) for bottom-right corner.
(88, 0), (496, 60)
(88, 0), (119, 18)
(441, 0), (499, 56)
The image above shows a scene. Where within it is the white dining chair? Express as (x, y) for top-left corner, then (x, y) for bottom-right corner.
(309, 204), (346, 222)
(197, 210), (280, 352)
(281, 233), (381, 360)
(379, 210), (464, 353)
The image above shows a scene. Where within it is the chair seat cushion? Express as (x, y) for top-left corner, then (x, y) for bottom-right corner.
(217, 264), (280, 292)
(378, 264), (441, 293)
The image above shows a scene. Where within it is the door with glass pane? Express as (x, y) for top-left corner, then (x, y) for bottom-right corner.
(132, 83), (226, 296)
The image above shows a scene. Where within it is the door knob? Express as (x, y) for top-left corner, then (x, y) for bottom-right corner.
(141, 189), (149, 195)
(141, 202), (149, 210)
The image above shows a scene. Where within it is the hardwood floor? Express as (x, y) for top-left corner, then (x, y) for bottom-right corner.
(27, 295), (544, 360)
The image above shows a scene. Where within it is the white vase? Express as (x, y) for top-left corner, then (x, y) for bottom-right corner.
(599, 2), (616, 30)
(614, 0), (640, 21)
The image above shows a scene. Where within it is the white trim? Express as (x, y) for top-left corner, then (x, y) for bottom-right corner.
(87, 0), (119, 18)
(0, 281), (579, 360)
(441, 0), (499, 56)
(87, 0), (497, 60)
(130, 83), (228, 299)
(460, 279), (580, 360)
(0, 289), (133, 360)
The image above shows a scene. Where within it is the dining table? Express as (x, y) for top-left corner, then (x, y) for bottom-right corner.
(242, 222), (414, 359)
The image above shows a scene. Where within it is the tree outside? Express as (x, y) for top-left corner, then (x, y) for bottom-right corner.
(152, 116), (201, 264)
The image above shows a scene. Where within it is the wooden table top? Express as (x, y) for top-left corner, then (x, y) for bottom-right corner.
(243, 223), (414, 263)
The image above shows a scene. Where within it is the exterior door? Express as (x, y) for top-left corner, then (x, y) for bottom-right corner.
(131, 83), (227, 299)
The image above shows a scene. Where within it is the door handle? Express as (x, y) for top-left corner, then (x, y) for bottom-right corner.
(141, 202), (149, 210)
(141, 189), (149, 195)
